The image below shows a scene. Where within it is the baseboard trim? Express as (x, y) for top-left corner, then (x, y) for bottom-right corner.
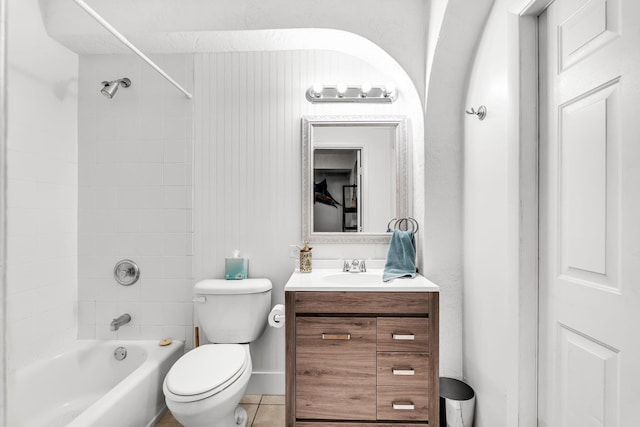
(247, 371), (285, 395)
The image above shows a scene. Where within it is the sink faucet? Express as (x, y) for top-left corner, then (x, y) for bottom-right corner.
(343, 259), (367, 273)
(110, 313), (131, 331)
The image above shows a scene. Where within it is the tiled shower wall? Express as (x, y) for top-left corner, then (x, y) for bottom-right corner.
(77, 55), (194, 345)
(6, 0), (78, 371)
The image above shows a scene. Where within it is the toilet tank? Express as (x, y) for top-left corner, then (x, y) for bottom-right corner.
(194, 279), (272, 344)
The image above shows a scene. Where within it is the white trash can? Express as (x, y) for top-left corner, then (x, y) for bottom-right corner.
(439, 377), (475, 427)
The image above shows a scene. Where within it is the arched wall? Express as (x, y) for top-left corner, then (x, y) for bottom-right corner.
(423, 0), (495, 377)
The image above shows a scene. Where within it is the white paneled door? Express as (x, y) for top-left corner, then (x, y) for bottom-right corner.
(539, 0), (640, 426)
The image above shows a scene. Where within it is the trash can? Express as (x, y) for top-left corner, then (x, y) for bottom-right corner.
(439, 377), (475, 427)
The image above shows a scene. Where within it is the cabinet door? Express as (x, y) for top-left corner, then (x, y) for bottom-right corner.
(295, 317), (377, 420)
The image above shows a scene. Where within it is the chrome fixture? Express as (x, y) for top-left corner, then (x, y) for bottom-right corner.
(114, 346), (127, 361)
(343, 259), (367, 273)
(113, 259), (140, 286)
(306, 82), (398, 103)
(101, 77), (131, 98)
(466, 105), (487, 120)
(110, 313), (131, 331)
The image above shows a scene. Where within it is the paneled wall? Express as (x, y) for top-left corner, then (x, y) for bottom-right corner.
(6, 0), (78, 372)
(193, 50), (416, 392)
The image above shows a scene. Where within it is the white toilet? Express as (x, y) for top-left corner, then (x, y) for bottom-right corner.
(163, 278), (272, 427)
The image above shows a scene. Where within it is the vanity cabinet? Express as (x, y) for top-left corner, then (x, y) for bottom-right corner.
(286, 291), (439, 427)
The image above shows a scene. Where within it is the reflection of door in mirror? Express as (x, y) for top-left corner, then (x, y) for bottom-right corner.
(312, 125), (394, 234)
(313, 149), (361, 232)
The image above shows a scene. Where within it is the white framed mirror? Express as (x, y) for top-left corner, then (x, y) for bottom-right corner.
(302, 115), (408, 243)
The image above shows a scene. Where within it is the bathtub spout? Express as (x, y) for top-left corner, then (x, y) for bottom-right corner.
(110, 313), (131, 331)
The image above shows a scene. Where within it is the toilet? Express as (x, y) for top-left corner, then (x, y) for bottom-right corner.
(163, 278), (272, 427)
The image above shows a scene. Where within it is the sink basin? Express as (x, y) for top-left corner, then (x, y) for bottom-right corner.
(321, 272), (384, 286)
(284, 262), (440, 292)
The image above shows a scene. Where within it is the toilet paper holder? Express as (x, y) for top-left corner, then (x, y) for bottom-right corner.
(268, 304), (286, 328)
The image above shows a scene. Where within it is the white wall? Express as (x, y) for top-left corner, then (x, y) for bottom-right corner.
(463, 0), (539, 425)
(193, 50), (422, 392)
(77, 54), (194, 345)
(463, 4), (510, 425)
(423, 0), (495, 378)
(6, 0), (78, 371)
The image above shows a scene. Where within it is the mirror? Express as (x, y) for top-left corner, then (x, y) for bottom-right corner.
(302, 115), (408, 243)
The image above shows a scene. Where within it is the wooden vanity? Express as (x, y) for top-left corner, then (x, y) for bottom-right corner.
(285, 288), (439, 427)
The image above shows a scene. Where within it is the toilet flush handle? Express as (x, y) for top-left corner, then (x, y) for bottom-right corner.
(193, 296), (207, 303)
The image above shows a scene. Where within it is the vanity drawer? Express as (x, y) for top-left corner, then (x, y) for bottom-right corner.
(296, 423), (428, 426)
(296, 317), (377, 420)
(376, 387), (429, 421)
(377, 352), (430, 387)
(377, 318), (430, 352)
(294, 292), (430, 315)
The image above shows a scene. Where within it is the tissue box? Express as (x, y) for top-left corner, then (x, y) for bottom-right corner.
(225, 258), (248, 280)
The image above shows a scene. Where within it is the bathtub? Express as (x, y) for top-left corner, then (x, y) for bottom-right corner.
(10, 339), (184, 427)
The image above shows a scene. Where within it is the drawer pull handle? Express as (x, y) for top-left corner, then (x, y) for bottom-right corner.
(392, 333), (415, 340)
(322, 333), (351, 340)
(392, 401), (415, 411)
(392, 368), (415, 376)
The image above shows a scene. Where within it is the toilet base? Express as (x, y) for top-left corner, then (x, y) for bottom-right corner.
(234, 406), (248, 427)
(164, 345), (252, 427)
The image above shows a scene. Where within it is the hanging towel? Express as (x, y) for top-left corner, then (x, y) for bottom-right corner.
(383, 230), (417, 282)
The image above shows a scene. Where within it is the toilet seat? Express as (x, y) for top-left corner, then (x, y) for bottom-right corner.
(164, 344), (249, 403)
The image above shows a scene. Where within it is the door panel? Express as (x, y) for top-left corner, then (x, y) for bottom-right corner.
(539, 0), (640, 425)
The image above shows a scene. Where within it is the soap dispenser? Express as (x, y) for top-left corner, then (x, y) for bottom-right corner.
(299, 241), (312, 273)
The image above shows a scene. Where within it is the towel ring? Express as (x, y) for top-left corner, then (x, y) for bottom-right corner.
(387, 217), (419, 233)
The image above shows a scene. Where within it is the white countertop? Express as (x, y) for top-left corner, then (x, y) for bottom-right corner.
(284, 260), (440, 292)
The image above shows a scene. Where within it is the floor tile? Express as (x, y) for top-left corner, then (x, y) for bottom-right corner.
(241, 394), (262, 404)
(252, 404), (285, 427)
(240, 403), (259, 425)
(156, 411), (182, 426)
(260, 394), (286, 405)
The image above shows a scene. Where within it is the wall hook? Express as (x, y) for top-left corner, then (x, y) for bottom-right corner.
(466, 105), (487, 120)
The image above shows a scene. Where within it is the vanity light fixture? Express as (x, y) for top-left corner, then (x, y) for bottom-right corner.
(305, 83), (398, 103)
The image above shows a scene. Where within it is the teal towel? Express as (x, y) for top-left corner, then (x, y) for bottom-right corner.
(383, 230), (417, 282)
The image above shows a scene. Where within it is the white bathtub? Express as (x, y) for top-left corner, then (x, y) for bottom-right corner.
(10, 340), (184, 427)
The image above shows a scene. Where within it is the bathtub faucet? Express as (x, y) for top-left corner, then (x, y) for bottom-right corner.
(110, 313), (131, 331)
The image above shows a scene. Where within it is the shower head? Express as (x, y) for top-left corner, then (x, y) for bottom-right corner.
(101, 78), (131, 98)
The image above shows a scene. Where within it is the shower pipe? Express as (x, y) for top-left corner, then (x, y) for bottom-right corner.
(71, 0), (193, 99)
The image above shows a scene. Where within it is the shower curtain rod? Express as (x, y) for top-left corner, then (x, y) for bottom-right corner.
(72, 0), (193, 99)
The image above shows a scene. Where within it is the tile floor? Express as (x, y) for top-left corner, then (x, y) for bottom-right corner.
(156, 394), (285, 426)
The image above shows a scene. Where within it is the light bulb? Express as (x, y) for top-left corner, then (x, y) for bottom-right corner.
(337, 83), (347, 97)
(361, 82), (372, 97)
(312, 82), (323, 98)
(384, 82), (397, 98)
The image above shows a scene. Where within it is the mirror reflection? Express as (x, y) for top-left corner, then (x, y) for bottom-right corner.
(302, 116), (408, 243)
(313, 149), (361, 232)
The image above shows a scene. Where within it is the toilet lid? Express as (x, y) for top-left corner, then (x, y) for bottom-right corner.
(165, 344), (248, 398)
